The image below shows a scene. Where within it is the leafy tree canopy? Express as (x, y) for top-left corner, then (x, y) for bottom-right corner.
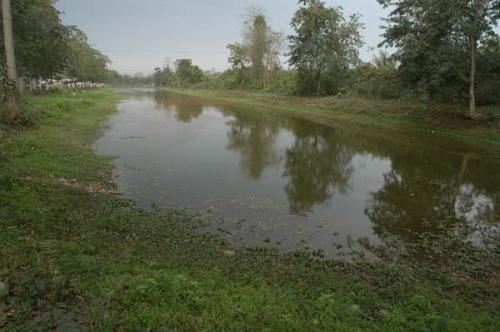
(288, 0), (364, 95)
(378, 0), (500, 104)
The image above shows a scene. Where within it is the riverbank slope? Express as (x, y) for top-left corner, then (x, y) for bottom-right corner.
(0, 90), (498, 331)
(165, 88), (500, 150)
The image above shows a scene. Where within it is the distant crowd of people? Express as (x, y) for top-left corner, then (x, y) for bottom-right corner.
(25, 79), (105, 92)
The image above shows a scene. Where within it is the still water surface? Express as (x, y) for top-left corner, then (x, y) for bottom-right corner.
(94, 89), (500, 259)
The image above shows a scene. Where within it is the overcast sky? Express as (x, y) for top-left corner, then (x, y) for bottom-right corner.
(56, 0), (390, 75)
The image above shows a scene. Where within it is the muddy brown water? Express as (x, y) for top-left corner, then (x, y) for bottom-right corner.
(94, 89), (500, 259)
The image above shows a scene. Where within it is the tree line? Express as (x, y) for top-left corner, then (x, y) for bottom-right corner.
(1, 0), (499, 120)
(0, 0), (111, 84)
(151, 0), (499, 118)
(0, 0), (115, 122)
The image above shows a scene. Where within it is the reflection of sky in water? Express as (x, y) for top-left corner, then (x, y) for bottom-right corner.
(95, 91), (500, 259)
(455, 184), (498, 247)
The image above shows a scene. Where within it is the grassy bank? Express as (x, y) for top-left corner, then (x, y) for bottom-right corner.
(165, 88), (500, 150)
(0, 89), (498, 331)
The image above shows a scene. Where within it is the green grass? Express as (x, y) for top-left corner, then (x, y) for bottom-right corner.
(164, 88), (500, 150)
(0, 89), (498, 331)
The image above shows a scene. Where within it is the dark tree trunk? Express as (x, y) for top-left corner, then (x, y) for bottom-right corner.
(1, 0), (19, 122)
(468, 0), (480, 120)
(469, 35), (477, 119)
(316, 71), (321, 96)
(1, 0), (18, 84)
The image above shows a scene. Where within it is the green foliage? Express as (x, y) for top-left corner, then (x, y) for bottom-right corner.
(245, 11), (268, 85)
(64, 27), (110, 82)
(227, 42), (248, 70)
(105, 71), (153, 86)
(476, 36), (500, 105)
(378, 0), (500, 103)
(226, 43), (253, 88)
(153, 66), (175, 87)
(0, 0), (69, 78)
(349, 52), (402, 99)
(174, 59), (202, 87)
(189, 71), (225, 90)
(219, 68), (251, 89)
(150, 59), (205, 89)
(1, 0), (498, 118)
(262, 70), (299, 95)
(226, 8), (284, 89)
(142, 0), (499, 113)
(288, 0), (364, 96)
(0, 0), (118, 84)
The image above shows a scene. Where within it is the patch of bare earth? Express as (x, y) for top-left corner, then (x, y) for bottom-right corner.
(53, 177), (121, 195)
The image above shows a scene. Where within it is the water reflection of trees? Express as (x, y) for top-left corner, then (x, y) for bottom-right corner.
(221, 108), (356, 214)
(283, 123), (354, 215)
(365, 170), (458, 239)
(149, 91), (499, 248)
(153, 91), (204, 123)
(222, 103), (499, 246)
(365, 148), (500, 248)
(224, 110), (280, 179)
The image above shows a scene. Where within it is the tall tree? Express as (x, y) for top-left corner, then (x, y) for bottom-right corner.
(153, 66), (175, 87)
(244, 10), (268, 84)
(227, 8), (284, 88)
(1, 0), (17, 84)
(465, 0), (499, 117)
(288, 0), (363, 95)
(1, 0), (19, 121)
(65, 27), (110, 82)
(174, 59), (204, 88)
(226, 42), (251, 88)
(378, 0), (499, 118)
(0, 0), (70, 79)
(227, 43), (248, 71)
